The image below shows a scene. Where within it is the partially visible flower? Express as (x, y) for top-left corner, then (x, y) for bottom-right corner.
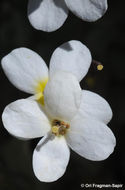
(28, 0), (108, 32)
(1, 40), (116, 182)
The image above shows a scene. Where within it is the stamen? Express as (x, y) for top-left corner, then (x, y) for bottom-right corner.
(52, 126), (59, 135)
(52, 119), (70, 136)
(58, 126), (67, 135)
(52, 119), (61, 126)
(92, 59), (104, 71)
(97, 64), (103, 71)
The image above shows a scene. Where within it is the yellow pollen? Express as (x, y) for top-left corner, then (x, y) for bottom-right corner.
(35, 78), (48, 105)
(52, 126), (59, 135)
(97, 64), (103, 71)
(52, 119), (70, 136)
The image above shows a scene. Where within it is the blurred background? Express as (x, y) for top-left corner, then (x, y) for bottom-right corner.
(0, 0), (125, 189)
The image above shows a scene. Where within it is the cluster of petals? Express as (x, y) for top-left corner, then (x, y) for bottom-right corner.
(1, 40), (116, 182)
(28, 0), (108, 32)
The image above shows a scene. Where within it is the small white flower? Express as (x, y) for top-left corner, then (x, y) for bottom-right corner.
(1, 40), (116, 182)
(28, 0), (108, 32)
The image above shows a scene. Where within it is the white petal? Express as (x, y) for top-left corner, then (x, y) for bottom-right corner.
(44, 71), (82, 122)
(28, 0), (69, 32)
(1, 48), (48, 94)
(65, 0), (108, 22)
(33, 135), (70, 182)
(78, 90), (113, 124)
(2, 99), (51, 139)
(66, 116), (116, 161)
(50, 40), (92, 82)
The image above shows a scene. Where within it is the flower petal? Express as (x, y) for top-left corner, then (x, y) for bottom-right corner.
(2, 99), (51, 139)
(44, 71), (82, 122)
(65, 0), (108, 22)
(1, 48), (48, 94)
(66, 116), (116, 161)
(50, 40), (92, 82)
(28, 0), (69, 32)
(33, 135), (70, 182)
(78, 90), (113, 124)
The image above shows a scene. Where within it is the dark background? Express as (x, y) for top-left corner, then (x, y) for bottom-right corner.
(0, 0), (125, 189)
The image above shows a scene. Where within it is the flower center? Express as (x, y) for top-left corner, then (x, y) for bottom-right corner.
(52, 119), (70, 136)
(35, 78), (48, 105)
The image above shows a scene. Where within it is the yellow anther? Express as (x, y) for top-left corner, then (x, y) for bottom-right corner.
(52, 126), (59, 135)
(59, 126), (67, 135)
(97, 64), (103, 71)
(52, 119), (70, 136)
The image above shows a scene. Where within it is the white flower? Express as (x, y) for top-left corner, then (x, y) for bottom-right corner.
(1, 40), (116, 182)
(28, 0), (108, 32)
